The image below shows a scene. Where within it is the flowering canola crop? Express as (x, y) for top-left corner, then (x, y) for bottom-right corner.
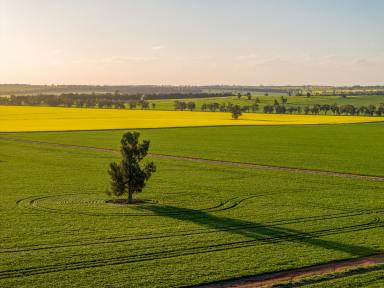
(1, 106), (383, 132)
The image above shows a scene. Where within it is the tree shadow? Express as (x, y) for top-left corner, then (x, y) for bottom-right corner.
(138, 205), (379, 257)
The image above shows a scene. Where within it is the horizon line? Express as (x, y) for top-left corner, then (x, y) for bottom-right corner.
(1, 83), (384, 88)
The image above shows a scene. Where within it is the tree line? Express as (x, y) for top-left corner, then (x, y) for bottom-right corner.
(287, 89), (384, 97)
(174, 100), (260, 113)
(2, 92), (383, 117)
(264, 102), (384, 116)
(0, 92), (234, 108)
(0, 94), (156, 110)
(174, 100), (384, 117)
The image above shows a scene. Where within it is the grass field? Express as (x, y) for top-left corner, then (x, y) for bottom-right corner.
(3, 123), (384, 176)
(1, 120), (384, 287)
(1, 106), (384, 132)
(1, 133), (384, 287)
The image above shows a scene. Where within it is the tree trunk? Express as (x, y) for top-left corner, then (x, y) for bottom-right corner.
(128, 190), (133, 204)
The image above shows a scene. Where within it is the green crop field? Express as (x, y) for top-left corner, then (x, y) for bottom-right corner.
(4, 123), (384, 176)
(1, 123), (384, 287)
(3, 0), (384, 285)
(151, 95), (384, 112)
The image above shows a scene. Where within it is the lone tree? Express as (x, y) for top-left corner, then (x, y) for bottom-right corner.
(230, 105), (242, 119)
(108, 132), (156, 204)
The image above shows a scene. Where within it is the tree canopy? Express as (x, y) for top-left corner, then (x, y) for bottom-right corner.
(108, 132), (156, 203)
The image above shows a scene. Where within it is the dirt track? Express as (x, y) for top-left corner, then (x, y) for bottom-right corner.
(1, 136), (384, 182)
(196, 254), (384, 287)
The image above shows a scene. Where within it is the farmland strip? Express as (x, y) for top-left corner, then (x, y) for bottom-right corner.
(1, 136), (383, 182)
(0, 220), (383, 279)
(1, 136), (383, 181)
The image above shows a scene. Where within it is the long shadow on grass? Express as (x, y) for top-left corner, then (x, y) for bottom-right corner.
(139, 205), (379, 257)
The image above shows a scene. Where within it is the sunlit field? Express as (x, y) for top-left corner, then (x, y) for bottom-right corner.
(1, 124), (384, 287)
(1, 106), (384, 132)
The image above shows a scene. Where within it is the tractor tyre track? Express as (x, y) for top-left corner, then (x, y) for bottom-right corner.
(0, 218), (383, 279)
(3, 204), (384, 254)
(1, 136), (384, 182)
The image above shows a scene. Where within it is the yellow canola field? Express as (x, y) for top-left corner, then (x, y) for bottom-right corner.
(1, 106), (383, 132)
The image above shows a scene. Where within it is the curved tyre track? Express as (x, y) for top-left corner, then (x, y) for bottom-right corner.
(15, 194), (254, 216)
(1, 136), (383, 182)
(3, 204), (383, 254)
(0, 218), (383, 279)
(1, 137), (384, 281)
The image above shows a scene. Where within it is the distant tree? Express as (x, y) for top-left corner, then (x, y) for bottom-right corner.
(108, 132), (156, 204)
(263, 105), (274, 113)
(74, 99), (82, 107)
(376, 104), (384, 116)
(219, 104), (227, 112)
(227, 102), (234, 111)
(174, 100), (187, 111)
(330, 103), (339, 115)
(187, 102), (196, 111)
(207, 102), (219, 112)
(367, 105), (376, 116)
(255, 97), (260, 104)
(237, 93), (242, 99)
(231, 105), (242, 119)
(273, 99), (279, 107)
(320, 104), (331, 115)
(201, 103), (207, 111)
(287, 106), (297, 114)
(251, 103), (259, 112)
(339, 104), (356, 115)
(152, 103), (156, 110)
(141, 101), (150, 110)
(246, 93), (252, 100)
(311, 104), (321, 115)
(85, 100), (96, 108)
(45, 96), (60, 107)
(274, 104), (286, 114)
(357, 106), (366, 115)
(63, 98), (74, 107)
(105, 101), (113, 108)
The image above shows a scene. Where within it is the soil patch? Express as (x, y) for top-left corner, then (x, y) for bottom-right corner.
(195, 254), (384, 288)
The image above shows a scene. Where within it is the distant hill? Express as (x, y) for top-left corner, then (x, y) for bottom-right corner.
(1, 84), (383, 96)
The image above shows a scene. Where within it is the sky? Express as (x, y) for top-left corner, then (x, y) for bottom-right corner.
(0, 0), (383, 86)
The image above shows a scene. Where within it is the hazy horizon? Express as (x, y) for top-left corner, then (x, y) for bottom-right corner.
(2, 83), (384, 88)
(1, 0), (383, 86)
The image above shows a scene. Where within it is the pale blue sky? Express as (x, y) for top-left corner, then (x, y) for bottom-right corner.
(1, 0), (383, 85)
